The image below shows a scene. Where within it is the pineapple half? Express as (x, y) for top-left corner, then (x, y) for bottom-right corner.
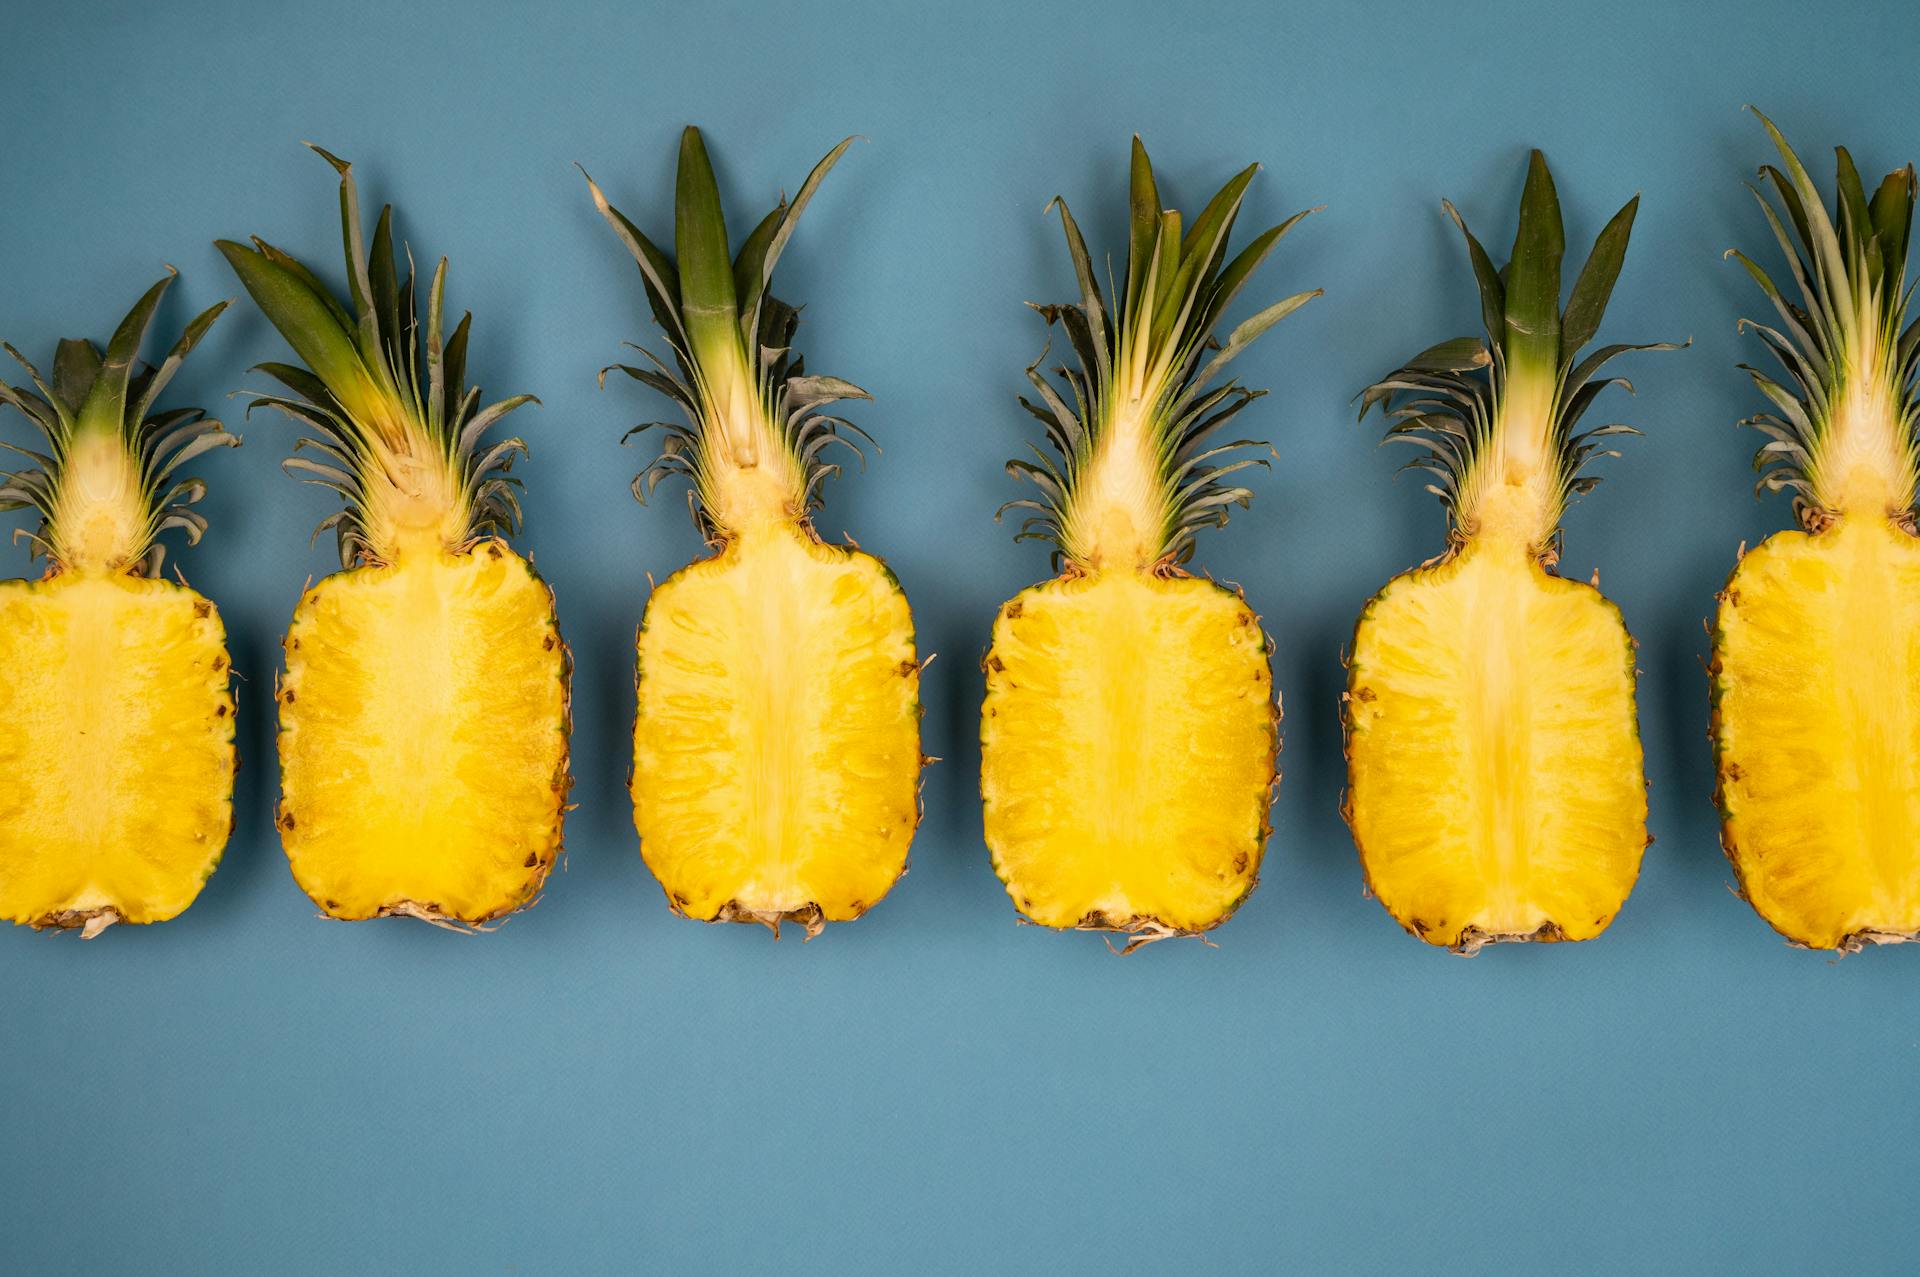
(0, 272), (239, 935)
(585, 128), (921, 935)
(982, 138), (1319, 948)
(219, 147), (570, 927)
(1347, 151), (1679, 952)
(1714, 111), (1920, 950)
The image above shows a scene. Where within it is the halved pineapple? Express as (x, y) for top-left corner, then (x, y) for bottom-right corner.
(1714, 112), (1920, 949)
(981, 138), (1317, 947)
(220, 146), (570, 926)
(0, 273), (239, 934)
(1348, 151), (1676, 951)
(586, 127), (921, 934)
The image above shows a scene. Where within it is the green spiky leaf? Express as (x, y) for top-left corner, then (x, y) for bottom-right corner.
(1733, 108), (1920, 525)
(222, 146), (534, 565)
(1362, 150), (1673, 549)
(0, 275), (236, 574)
(1008, 137), (1318, 569)
(586, 128), (868, 540)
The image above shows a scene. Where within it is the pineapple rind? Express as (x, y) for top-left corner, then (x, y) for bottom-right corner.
(980, 570), (1278, 942)
(276, 540), (570, 925)
(1710, 518), (1920, 950)
(631, 525), (921, 931)
(0, 573), (235, 932)
(1344, 541), (1647, 951)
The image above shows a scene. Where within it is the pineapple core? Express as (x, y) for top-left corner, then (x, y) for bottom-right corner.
(1459, 397), (1563, 548)
(696, 375), (811, 538)
(357, 439), (476, 559)
(1820, 374), (1910, 520)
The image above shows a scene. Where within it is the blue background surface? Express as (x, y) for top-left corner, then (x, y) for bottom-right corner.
(3, 0), (1916, 1271)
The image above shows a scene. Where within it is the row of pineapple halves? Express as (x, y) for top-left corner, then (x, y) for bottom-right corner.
(2, 114), (1914, 953)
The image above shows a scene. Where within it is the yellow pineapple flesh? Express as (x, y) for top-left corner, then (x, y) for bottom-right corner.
(1716, 520), (1920, 946)
(0, 574), (234, 931)
(0, 273), (239, 934)
(1347, 541), (1643, 946)
(634, 527), (918, 926)
(279, 544), (568, 921)
(980, 138), (1315, 945)
(982, 572), (1274, 933)
(591, 127), (921, 932)
(221, 145), (571, 926)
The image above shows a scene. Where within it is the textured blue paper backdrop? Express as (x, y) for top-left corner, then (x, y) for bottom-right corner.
(3, 0), (1916, 1271)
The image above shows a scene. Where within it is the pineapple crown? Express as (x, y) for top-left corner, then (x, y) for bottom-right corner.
(1728, 108), (1920, 529)
(583, 126), (871, 544)
(1003, 136), (1320, 573)
(1359, 150), (1681, 557)
(217, 145), (536, 568)
(0, 270), (237, 577)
